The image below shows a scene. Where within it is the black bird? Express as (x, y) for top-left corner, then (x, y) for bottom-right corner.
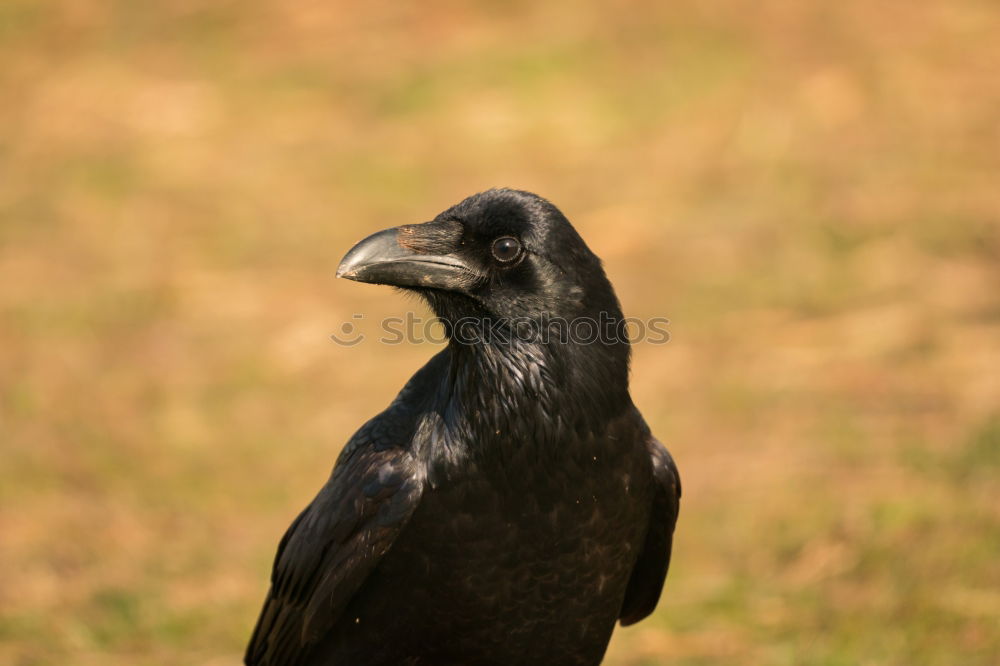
(246, 189), (680, 666)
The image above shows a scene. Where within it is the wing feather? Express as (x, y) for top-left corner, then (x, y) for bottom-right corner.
(619, 435), (681, 626)
(245, 435), (423, 666)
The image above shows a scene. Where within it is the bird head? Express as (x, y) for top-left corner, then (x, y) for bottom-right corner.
(337, 189), (628, 352)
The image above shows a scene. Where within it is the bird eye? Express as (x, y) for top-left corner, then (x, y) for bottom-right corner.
(491, 236), (522, 263)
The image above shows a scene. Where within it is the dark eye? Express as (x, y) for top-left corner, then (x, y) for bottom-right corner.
(491, 236), (522, 263)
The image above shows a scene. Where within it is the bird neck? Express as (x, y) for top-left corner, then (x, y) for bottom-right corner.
(443, 332), (632, 444)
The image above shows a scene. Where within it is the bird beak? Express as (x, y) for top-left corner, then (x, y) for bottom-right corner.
(336, 226), (475, 292)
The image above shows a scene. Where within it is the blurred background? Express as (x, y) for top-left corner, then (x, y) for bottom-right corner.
(2, 1), (998, 664)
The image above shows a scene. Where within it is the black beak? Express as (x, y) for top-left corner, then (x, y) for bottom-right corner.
(336, 226), (477, 292)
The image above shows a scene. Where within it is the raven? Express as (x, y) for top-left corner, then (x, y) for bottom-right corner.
(246, 189), (680, 666)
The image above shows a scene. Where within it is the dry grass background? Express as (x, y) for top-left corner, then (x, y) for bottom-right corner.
(2, 1), (999, 664)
